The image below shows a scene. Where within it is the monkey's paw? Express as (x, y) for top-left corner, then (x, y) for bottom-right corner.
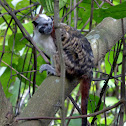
(39, 64), (56, 75)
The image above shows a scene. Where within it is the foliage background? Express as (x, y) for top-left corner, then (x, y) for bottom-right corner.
(0, 0), (126, 125)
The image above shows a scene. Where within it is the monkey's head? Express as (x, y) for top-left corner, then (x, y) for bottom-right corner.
(32, 14), (53, 35)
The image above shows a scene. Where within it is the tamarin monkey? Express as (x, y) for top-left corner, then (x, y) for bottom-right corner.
(32, 14), (94, 126)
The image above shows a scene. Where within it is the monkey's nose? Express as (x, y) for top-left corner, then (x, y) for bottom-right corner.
(44, 26), (53, 34)
(39, 27), (44, 34)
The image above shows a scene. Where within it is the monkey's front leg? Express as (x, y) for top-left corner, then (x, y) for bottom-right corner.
(39, 54), (60, 76)
(39, 64), (56, 75)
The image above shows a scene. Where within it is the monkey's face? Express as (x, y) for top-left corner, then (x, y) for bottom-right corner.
(32, 14), (53, 35)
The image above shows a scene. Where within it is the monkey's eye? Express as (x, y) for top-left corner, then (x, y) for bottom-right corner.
(43, 23), (48, 26)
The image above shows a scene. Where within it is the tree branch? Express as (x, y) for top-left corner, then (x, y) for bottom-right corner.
(15, 98), (125, 121)
(54, 0), (66, 125)
(87, 17), (126, 65)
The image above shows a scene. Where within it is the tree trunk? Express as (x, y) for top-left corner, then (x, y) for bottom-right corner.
(16, 17), (126, 126)
(0, 82), (13, 126)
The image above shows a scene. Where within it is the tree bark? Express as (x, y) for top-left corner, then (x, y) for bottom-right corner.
(0, 82), (13, 126)
(13, 17), (126, 126)
(87, 17), (126, 65)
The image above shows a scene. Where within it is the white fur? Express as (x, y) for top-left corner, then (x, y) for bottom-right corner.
(39, 14), (50, 20)
(33, 29), (56, 57)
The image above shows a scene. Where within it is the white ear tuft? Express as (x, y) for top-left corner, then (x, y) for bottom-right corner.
(39, 14), (49, 20)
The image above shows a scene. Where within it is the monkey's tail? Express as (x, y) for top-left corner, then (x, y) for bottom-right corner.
(80, 76), (90, 126)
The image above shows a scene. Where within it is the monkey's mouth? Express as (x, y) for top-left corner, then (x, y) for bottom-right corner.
(44, 28), (53, 34)
(38, 26), (53, 35)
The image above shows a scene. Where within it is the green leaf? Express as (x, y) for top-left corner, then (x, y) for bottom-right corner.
(105, 97), (119, 106)
(0, 14), (12, 27)
(0, 45), (10, 51)
(0, 46), (19, 66)
(117, 51), (122, 64)
(15, 53), (46, 86)
(23, 22), (33, 34)
(105, 42), (122, 74)
(0, 53), (19, 67)
(68, 114), (81, 126)
(78, 0), (102, 29)
(0, 67), (16, 98)
(105, 51), (113, 74)
(16, 53), (32, 72)
(78, 2), (91, 26)
(16, 0), (29, 10)
(37, 0), (67, 13)
(97, 124), (107, 126)
(15, 54), (33, 85)
(9, 77), (26, 106)
(59, 0), (67, 9)
(35, 54), (47, 86)
(38, 0), (53, 13)
(88, 94), (104, 113)
(94, 1), (126, 23)
(0, 17), (5, 25)
(8, 33), (28, 52)
(9, 78), (20, 106)
(6, 0), (14, 8)
(100, 116), (114, 125)
(99, 80), (115, 93)
(15, 0), (32, 17)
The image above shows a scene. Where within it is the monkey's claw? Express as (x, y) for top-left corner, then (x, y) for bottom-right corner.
(39, 64), (56, 75)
